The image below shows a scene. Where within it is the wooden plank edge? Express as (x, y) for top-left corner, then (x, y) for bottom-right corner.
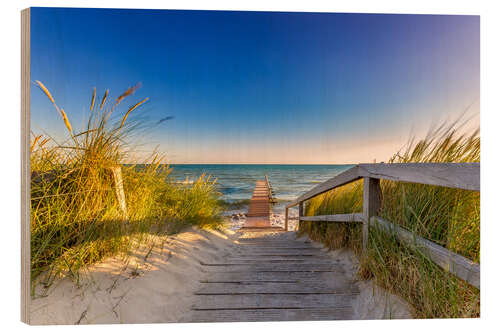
(371, 216), (480, 289)
(359, 163), (480, 192)
(299, 213), (363, 223)
(21, 7), (31, 325)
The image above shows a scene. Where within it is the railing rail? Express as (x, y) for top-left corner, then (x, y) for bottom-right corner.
(284, 162), (480, 289)
(264, 174), (277, 203)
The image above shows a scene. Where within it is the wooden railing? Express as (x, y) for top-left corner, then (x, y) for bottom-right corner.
(284, 163), (480, 289)
(265, 174), (277, 204)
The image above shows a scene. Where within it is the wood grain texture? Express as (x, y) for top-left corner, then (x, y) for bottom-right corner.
(193, 294), (357, 310)
(190, 232), (358, 322)
(21, 7), (31, 324)
(358, 163), (480, 191)
(371, 216), (480, 289)
(188, 308), (354, 322)
(201, 271), (345, 282)
(299, 213), (363, 223)
(195, 282), (359, 295)
(363, 177), (381, 250)
(110, 166), (127, 217)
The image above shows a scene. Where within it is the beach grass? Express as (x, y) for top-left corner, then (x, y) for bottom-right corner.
(298, 119), (480, 318)
(30, 82), (222, 292)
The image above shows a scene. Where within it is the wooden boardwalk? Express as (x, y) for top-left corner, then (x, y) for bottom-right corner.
(242, 178), (280, 229)
(186, 177), (359, 322)
(188, 233), (359, 322)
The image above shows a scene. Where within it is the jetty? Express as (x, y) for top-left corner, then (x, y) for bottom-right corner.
(241, 176), (281, 230)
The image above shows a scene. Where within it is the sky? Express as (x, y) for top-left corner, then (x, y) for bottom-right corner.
(30, 8), (479, 164)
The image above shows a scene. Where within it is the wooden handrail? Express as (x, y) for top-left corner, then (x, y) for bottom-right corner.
(264, 174), (276, 203)
(285, 162), (480, 289)
(371, 216), (480, 288)
(287, 163), (479, 208)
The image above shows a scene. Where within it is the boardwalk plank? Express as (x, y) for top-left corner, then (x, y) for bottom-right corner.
(195, 282), (359, 295)
(193, 294), (357, 310)
(202, 271), (344, 282)
(189, 308), (354, 322)
(200, 263), (344, 273)
(191, 217), (357, 321)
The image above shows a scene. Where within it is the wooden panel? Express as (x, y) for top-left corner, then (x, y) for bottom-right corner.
(299, 213), (363, 223)
(200, 263), (345, 273)
(195, 282), (359, 295)
(235, 245), (321, 250)
(358, 163), (480, 191)
(193, 294), (358, 310)
(21, 7), (31, 325)
(209, 259), (336, 265)
(226, 254), (330, 260)
(188, 307), (354, 322)
(230, 250), (327, 256)
(371, 216), (480, 288)
(202, 271), (345, 282)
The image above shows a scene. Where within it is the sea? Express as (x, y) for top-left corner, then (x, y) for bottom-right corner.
(168, 164), (354, 213)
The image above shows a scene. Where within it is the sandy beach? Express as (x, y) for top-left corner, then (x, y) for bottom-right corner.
(30, 214), (412, 325)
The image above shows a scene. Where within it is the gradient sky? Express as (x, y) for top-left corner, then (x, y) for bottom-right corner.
(30, 8), (479, 164)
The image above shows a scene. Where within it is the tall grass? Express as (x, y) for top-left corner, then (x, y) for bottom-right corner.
(31, 82), (222, 293)
(299, 119), (480, 318)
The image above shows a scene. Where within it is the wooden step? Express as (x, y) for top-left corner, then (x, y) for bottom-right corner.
(189, 307), (354, 322)
(195, 282), (359, 295)
(200, 263), (345, 273)
(192, 293), (358, 310)
(202, 271), (346, 282)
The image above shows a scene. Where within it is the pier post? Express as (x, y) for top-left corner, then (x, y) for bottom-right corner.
(110, 166), (128, 217)
(285, 207), (289, 231)
(363, 177), (381, 251)
(298, 201), (304, 230)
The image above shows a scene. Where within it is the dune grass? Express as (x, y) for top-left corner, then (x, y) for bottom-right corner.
(30, 82), (222, 293)
(298, 119), (480, 318)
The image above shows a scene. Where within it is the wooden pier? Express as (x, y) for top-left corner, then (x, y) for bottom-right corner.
(241, 177), (281, 230)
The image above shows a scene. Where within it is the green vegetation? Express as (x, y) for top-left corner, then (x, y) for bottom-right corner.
(30, 82), (223, 292)
(299, 120), (480, 318)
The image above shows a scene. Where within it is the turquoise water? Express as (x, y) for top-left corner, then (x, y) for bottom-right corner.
(168, 164), (353, 210)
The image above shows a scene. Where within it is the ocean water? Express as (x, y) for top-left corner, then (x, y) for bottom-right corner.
(168, 164), (354, 212)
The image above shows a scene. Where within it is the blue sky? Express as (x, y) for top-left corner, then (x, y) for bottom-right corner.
(30, 8), (479, 164)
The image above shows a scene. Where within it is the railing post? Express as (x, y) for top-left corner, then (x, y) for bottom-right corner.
(298, 201), (304, 229)
(363, 177), (381, 251)
(285, 207), (289, 231)
(110, 166), (128, 217)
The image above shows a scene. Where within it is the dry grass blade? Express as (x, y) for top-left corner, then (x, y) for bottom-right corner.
(35, 80), (56, 105)
(100, 89), (109, 111)
(115, 83), (141, 106)
(90, 87), (96, 111)
(31, 135), (42, 152)
(119, 98), (149, 129)
(60, 108), (73, 134)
